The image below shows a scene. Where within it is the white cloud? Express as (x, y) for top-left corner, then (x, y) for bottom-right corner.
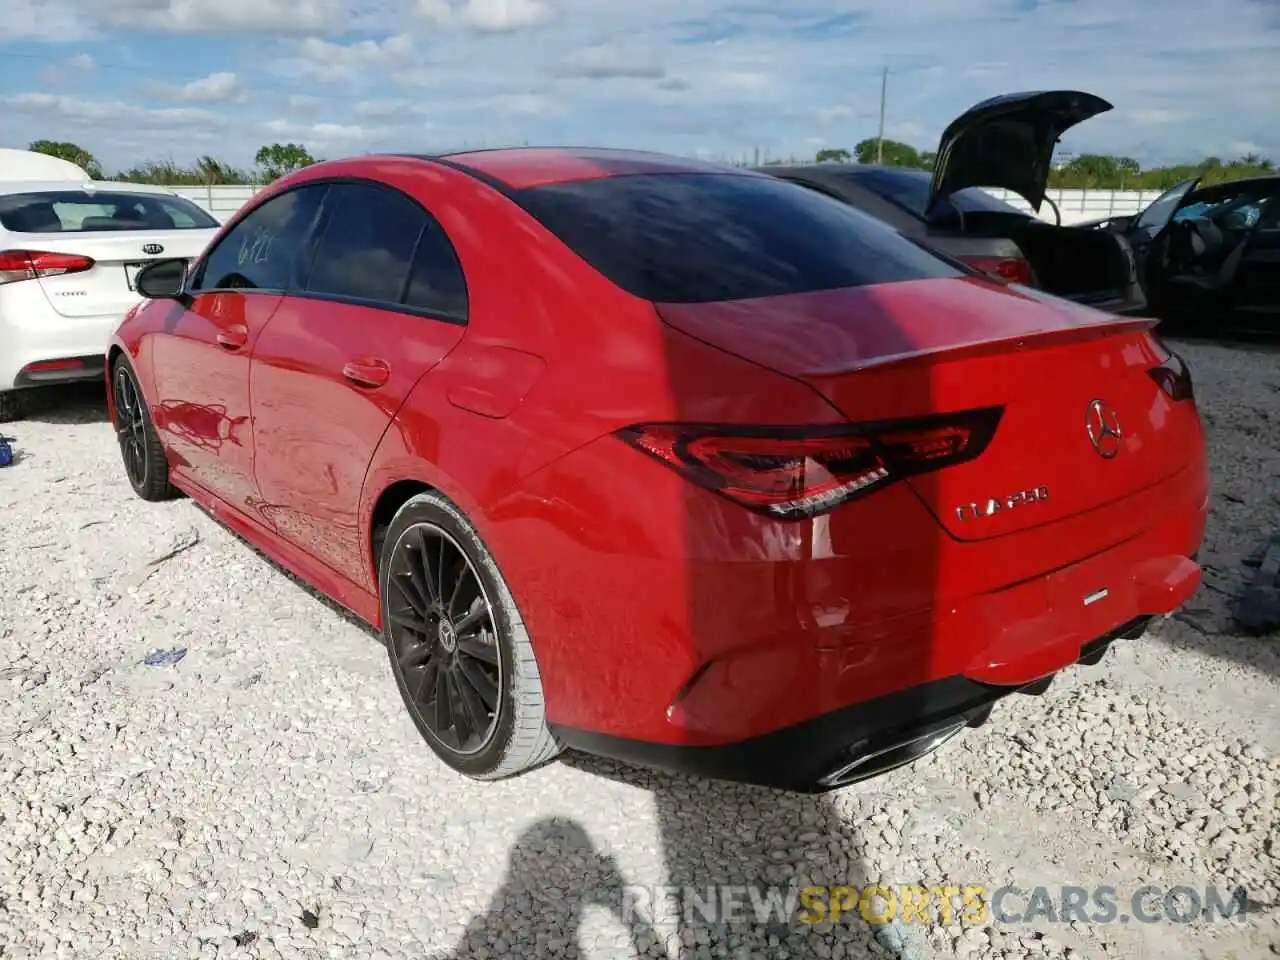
(2, 92), (223, 128)
(411, 0), (553, 32)
(37, 51), (98, 86)
(299, 33), (416, 66)
(3, 0), (1278, 171)
(1228, 140), (1266, 157)
(100, 0), (348, 33)
(814, 104), (858, 125)
(555, 43), (665, 80)
(354, 98), (420, 118)
(1127, 109), (1189, 126)
(262, 119), (366, 144)
(489, 92), (557, 115)
(278, 33), (420, 83)
(416, 0), (453, 23)
(157, 71), (244, 102)
(457, 0), (553, 32)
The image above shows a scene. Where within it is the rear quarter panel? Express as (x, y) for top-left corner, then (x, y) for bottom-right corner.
(354, 158), (851, 626)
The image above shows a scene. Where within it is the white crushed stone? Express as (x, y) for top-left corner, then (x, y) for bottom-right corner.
(1, 336), (1277, 960)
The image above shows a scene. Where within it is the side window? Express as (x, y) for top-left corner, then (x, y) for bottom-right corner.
(192, 185), (327, 292)
(305, 183), (425, 305)
(403, 220), (468, 321)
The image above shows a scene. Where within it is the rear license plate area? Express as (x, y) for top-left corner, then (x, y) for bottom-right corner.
(124, 262), (147, 291)
(125, 259), (186, 291)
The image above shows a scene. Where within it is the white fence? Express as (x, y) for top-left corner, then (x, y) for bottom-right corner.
(172, 183), (1163, 226)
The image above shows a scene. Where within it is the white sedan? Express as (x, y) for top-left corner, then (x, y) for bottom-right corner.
(0, 177), (220, 421)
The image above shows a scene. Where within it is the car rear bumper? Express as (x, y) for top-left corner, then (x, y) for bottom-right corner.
(489, 422), (1208, 767)
(0, 288), (120, 391)
(8, 354), (107, 388)
(551, 614), (1152, 793)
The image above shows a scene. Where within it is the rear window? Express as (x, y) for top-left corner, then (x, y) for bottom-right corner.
(841, 169), (1027, 221)
(512, 172), (962, 303)
(0, 190), (219, 233)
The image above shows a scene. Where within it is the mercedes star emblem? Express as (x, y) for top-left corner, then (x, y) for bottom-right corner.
(1086, 399), (1122, 459)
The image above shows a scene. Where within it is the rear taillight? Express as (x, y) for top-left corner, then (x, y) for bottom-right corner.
(960, 255), (1035, 285)
(0, 250), (95, 285)
(1149, 351), (1194, 402)
(22, 359), (84, 372)
(617, 408), (1004, 519)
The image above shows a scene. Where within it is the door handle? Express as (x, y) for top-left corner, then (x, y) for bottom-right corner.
(342, 358), (391, 388)
(216, 325), (248, 349)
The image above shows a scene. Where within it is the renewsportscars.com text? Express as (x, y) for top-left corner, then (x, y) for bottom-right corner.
(620, 883), (1251, 927)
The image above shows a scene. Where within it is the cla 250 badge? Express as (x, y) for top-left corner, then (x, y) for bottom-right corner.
(955, 486), (1049, 522)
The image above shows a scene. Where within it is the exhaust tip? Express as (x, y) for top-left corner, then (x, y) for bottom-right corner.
(817, 720), (967, 789)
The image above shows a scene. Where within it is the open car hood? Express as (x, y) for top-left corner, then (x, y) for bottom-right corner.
(928, 90), (1113, 214)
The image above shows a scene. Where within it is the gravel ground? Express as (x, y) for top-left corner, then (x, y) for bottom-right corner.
(1, 336), (1277, 960)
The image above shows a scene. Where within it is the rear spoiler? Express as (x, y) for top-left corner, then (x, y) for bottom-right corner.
(808, 314), (1161, 376)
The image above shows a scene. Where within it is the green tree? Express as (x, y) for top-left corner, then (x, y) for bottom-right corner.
(194, 155), (246, 185)
(254, 143), (316, 182)
(853, 137), (921, 167)
(1055, 154), (1142, 188)
(815, 147), (852, 163)
(27, 139), (103, 178)
(113, 156), (251, 186)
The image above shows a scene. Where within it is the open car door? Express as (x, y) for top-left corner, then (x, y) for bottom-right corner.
(1129, 177), (1201, 243)
(927, 90), (1113, 213)
(1126, 178), (1201, 306)
(1229, 192), (1280, 326)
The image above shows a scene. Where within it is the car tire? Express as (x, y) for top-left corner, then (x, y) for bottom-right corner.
(111, 356), (178, 502)
(379, 490), (563, 780)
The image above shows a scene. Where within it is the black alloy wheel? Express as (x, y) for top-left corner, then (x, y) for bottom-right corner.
(110, 356), (177, 502)
(114, 364), (148, 487)
(386, 522), (502, 756)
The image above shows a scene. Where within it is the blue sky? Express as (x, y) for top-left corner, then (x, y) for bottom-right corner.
(2, 0), (1278, 173)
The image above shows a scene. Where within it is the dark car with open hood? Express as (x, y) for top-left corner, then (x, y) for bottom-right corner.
(758, 91), (1193, 316)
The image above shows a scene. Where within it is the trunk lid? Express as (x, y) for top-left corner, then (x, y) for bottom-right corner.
(655, 277), (1199, 540)
(929, 90), (1112, 214)
(15, 229), (216, 318)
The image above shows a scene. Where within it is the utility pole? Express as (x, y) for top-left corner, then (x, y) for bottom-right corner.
(876, 68), (887, 164)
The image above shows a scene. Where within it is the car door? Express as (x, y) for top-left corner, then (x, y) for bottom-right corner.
(1129, 178), (1201, 246)
(1128, 178), (1202, 303)
(249, 179), (469, 592)
(1231, 194), (1280, 321)
(150, 184), (329, 515)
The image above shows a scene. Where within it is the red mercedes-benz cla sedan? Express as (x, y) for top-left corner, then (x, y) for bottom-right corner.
(107, 148), (1208, 792)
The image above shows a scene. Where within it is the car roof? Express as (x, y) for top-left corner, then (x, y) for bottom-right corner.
(0, 179), (184, 197)
(1190, 174), (1280, 196)
(757, 163), (930, 178)
(421, 146), (760, 190)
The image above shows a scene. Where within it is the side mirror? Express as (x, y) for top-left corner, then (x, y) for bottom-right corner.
(135, 258), (188, 300)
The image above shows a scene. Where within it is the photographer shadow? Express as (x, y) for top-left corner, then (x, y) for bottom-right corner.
(431, 757), (914, 959)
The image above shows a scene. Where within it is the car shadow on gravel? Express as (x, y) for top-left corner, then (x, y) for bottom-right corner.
(199, 510), (385, 642)
(13, 382), (111, 425)
(1148, 604), (1280, 679)
(432, 758), (895, 959)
